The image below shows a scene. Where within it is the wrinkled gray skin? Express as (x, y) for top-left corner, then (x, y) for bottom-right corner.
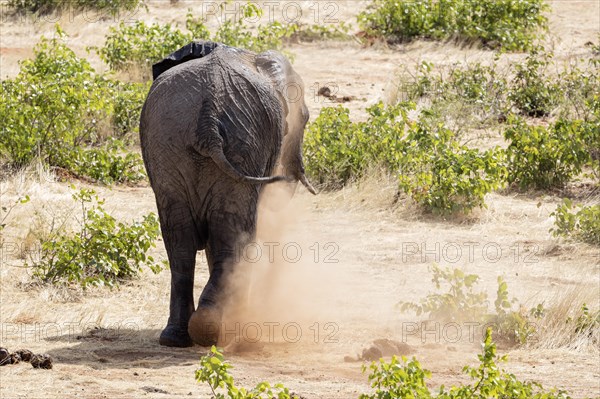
(140, 44), (315, 347)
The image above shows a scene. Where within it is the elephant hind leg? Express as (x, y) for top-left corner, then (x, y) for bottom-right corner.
(157, 199), (202, 347)
(188, 207), (257, 346)
(188, 241), (242, 346)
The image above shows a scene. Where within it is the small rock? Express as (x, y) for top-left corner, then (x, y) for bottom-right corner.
(361, 346), (383, 361)
(15, 349), (33, 362)
(0, 348), (9, 366)
(9, 353), (21, 364)
(372, 338), (413, 356)
(317, 86), (331, 97)
(31, 354), (53, 369)
(141, 386), (169, 394)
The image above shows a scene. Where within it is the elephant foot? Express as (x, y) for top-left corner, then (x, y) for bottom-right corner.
(159, 325), (193, 347)
(188, 306), (222, 347)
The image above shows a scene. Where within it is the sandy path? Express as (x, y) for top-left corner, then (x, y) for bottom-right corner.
(0, 181), (598, 397)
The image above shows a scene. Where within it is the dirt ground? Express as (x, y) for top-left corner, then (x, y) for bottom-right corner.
(1, 1), (599, 398)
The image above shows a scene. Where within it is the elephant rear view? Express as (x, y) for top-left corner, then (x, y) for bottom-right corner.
(140, 41), (315, 347)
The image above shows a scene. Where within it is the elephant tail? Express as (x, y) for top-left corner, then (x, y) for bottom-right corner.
(207, 146), (291, 185)
(299, 173), (317, 195)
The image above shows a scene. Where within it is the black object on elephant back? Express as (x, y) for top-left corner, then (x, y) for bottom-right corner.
(152, 41), (221, 80)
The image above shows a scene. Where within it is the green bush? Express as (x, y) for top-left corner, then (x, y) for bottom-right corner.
(196, 330), (574, 399)
(559, 60), (600, 121)
(196, 346), (298, 399)
(397, 50), (598, 125)
(97, 20), (192, 74)
(211, 3), (295, 53)
(398, 265), (541, 346)
(0, 27), (106, 168)
(551, 199), (600, 246)
(395, 60), (510, 130)
(398, 117), (507, 214)
(304, 103), (506, 214)
(303, 106), (364, 187)
(290, 22), (352, 42)
(493, 276), (540, 345)
(8, 0), (144, 14)
(358, 0), (549, 51)
(304, 103), (409, 188)
(29, 188), (163, 288)
(398, 265), (488, 321)
(359, 328), (572, 399)
(508, 50), (561, 117)
(0, 26), (147, 182)
(571, 303), (600, 337)
(96, 8), (296, 74)
(55, 139), (146, 184)
(504, 117), (590, 189)
(581, 96), (600, 180)
(110, 80), (151, 138)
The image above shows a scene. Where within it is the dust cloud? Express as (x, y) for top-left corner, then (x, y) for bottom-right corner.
(220, 182), (380, 351)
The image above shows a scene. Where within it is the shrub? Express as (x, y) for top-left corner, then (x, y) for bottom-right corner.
(559, 60), (600, 121)
(397, 265), (488, 321)
(55, 139), (146, 184)
(210, 3), (296, 54)
(398, 117), (507, 214)
(29, 188), (163, 287)
(303, 106), (364, 187)
(493, 276), (540, 345)
(303, 103), (409, 188)
(504, 117), (590, 189)
(97, 20), (192, 74)
(110, 80), (151, 138)
(304, 102), (506, 214)
(357, 0), (549, 51)
(7, 0), (144, 15)
(96, 8), (296, 75)
(0, 27), (107, 168)
(195, 330), (580, 398)
(398, 265), (541, 346)
(394, 60), (511, 130)
(359, 328), (572, 399)
(551, 199), (600, 246)
(508, 50), (562, 117)
(397, 50), (598, 125)
(571, 303), (600, 337)
(195, 330), (577, 399)
(580, 96), (600, 180)
(196, 346), (298, 399)
(290, 22), (352, 42)
(0, 26), (148, 182)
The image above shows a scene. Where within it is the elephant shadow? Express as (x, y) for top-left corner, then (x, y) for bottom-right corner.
(44, 327), (207, 369)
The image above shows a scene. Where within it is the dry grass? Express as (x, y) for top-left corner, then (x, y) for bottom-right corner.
(529, 285), (599, 353)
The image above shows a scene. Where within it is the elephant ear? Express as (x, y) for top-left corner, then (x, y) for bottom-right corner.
(256, 51), (290, 121)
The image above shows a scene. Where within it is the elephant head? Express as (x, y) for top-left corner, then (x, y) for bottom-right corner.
(256, 51), (316, 195)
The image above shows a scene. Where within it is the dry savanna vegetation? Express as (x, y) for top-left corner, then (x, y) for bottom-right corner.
(0, 0), (599, 398)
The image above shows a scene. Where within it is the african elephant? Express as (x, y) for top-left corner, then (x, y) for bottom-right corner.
(140, 41), (315, 347)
